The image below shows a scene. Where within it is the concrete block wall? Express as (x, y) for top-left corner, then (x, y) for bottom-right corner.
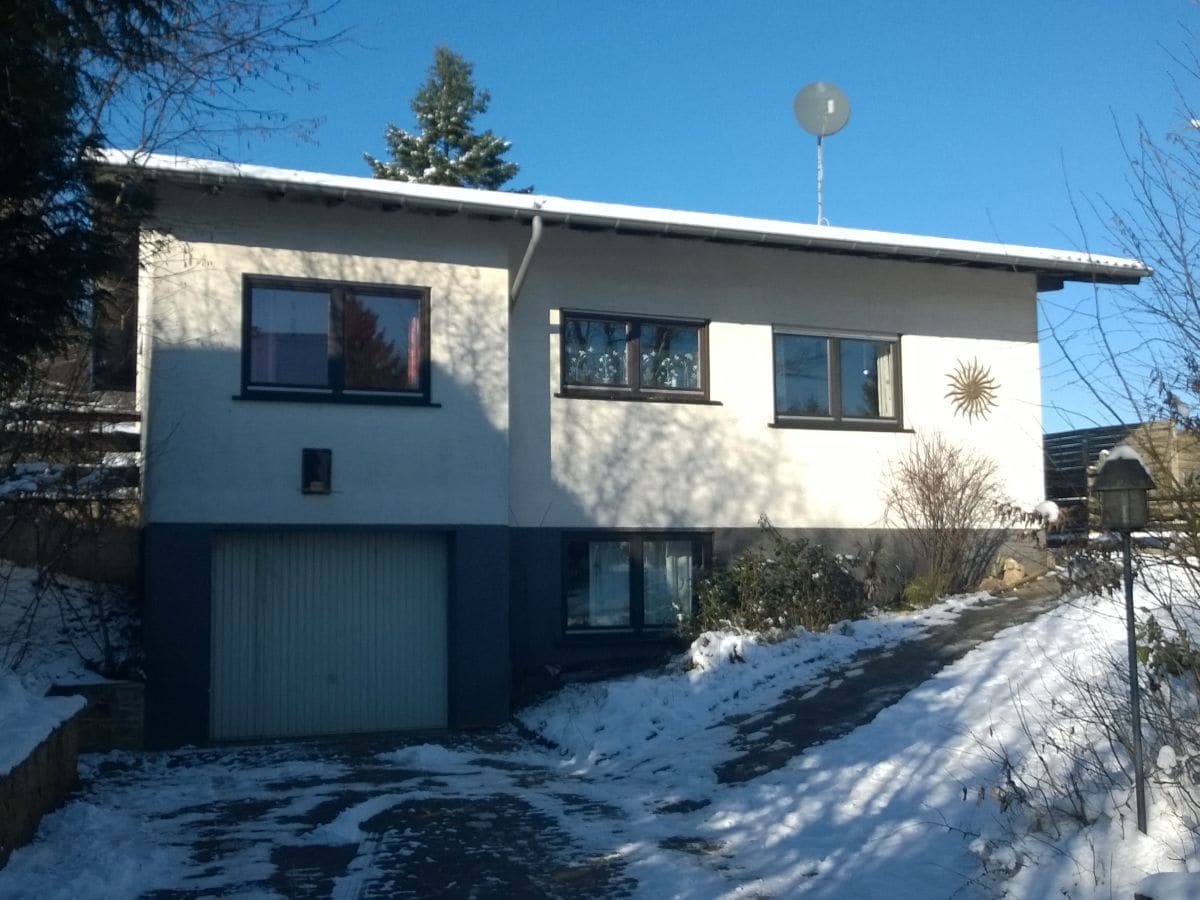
(47, 682), (145, 751)
(0, 711), (81, 867)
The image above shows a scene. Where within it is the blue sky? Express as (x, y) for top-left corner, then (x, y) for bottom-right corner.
(209, 0), (1195, 431)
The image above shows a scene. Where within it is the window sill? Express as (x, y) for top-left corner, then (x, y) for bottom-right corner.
(560, 629), (687, 646)
(555, 390), (721, 406)
(770, 418), (911, 432)
(235, 391), (440, 407)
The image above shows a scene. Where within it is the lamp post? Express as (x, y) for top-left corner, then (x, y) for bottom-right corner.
(1091, 448), (1156, 835)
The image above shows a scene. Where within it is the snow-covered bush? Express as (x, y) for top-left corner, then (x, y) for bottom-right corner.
(690, 515), (864, 637)
(976, 563), (1200, 893)
(1135, 563), (1200, 828)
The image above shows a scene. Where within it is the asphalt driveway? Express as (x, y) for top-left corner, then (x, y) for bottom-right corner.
(1, 579), (1068, 899)
(80, 734), (641, 899)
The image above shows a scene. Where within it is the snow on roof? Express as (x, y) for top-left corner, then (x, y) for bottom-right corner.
(1105, 443), (1147, 465)
(95, 149), (1151, 287)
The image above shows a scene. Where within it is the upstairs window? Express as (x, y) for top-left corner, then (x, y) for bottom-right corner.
(773, 330), (900, 428)
(243, 276), (430, 403)
(560, 312), (708, 401)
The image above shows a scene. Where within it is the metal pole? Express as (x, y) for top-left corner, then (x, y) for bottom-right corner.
(816, 135), (824, 225)
(1124, 530), (1148, 834)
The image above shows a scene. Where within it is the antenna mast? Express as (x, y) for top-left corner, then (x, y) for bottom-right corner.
(793, 82), (851, 225)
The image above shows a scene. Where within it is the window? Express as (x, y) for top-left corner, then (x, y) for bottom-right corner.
(560, 312), (708, 401)
(564, 533), (709, 634)
(243, 276), (430, 403)
(773, 330), (900, 428)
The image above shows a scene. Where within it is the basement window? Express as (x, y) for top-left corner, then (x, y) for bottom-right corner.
(563, 533), (710, 634)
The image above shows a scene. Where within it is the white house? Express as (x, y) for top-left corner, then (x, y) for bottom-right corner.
(94, 151), (1149, 745)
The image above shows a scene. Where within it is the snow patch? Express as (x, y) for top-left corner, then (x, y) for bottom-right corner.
(1034, 499), (1060, 523)
(0, 671), (84, 777)
(1106, 443), (1147, 465)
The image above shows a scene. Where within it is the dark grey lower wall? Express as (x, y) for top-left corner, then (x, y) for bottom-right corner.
(508, 525), (902, 682)
(447, 526), (510, 729)
(142, 524), (212, 747)
(143, 522), (1045, 744)
(141, 522), (511, 747)
(507, 525), (1050, 683)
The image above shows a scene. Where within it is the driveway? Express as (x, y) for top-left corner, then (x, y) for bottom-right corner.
(60, 734), (641, 899)
(1, 580), (1074, 899)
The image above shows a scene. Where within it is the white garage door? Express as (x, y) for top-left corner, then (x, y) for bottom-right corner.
(210, 531), (448, 740)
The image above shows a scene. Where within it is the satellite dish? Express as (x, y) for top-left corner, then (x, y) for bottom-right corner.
(793, 82), (851, 137)
(793, 81), (851, 224)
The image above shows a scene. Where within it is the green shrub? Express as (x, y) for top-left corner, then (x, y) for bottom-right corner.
(901, 572), (950, 608)
(690, 516), (865, 637)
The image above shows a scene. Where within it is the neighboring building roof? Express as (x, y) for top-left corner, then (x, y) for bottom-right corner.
(95, 150), (1151, 291)
(1044, 423), (1136, 502)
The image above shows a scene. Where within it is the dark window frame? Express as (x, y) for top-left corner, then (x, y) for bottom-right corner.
(561, 530), (711, 636)
(558, 310), (711, 403)
(772, 328), (903, 431)
(240, 274), (433, 405)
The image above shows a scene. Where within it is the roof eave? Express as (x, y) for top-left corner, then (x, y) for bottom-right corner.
(91, 154), (1152, 288)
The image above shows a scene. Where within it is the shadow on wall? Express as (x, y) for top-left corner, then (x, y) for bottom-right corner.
(550, 397), (788, 528)
(135, 191), (878, 725)
(136, 226), (522, 740)
(503, 303), (804, 679)
(138, 348), (517, 741)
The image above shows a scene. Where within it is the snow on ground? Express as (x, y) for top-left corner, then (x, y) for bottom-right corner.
(0, 563), (138, 692)
(1, 569), (1198, 897)
(517, 591), (992, 773)
(509, 575), (1200, 898)
(0, 563), (137, 778)
(0, 672), (82, 777)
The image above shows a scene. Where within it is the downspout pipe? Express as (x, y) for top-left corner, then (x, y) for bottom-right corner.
(509, 214), (544, 310)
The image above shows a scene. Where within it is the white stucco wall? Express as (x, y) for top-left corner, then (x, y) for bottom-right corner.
(508, 228), (1044, 531)
(137, 183), (1045, 532)
(138, 185), (513, 525)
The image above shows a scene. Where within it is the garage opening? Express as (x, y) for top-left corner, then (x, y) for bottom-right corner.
(210, 531), (448, 740)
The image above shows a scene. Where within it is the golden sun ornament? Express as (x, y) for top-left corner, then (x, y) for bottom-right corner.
(946, 359), (999, 421)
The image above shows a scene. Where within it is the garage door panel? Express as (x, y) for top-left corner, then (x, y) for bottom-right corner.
(211, 531), (448, 740)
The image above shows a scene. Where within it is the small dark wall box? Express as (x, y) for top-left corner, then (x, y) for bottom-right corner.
(302, 448), (332, 494)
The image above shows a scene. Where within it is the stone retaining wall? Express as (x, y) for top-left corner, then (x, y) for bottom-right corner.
(0, 516), (138, 587)
(0, 711), (80, 867)
(47, 681), (144, 751)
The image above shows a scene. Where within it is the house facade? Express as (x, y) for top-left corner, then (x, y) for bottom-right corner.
(95, 152), (1149, 745)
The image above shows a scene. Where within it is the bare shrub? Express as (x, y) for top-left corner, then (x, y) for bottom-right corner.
(979, 692), (1115, 840)
(1130, 560), (1200, 828)
(1, 352), (140, 679)
(885, 434), (1012, 600)
(974, 562), (1200, 880)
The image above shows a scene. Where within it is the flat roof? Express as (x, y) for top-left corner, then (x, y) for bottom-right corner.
(96, 150), (1151, 290)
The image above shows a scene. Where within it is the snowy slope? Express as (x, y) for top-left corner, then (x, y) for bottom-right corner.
(0, 575), (1196, 897)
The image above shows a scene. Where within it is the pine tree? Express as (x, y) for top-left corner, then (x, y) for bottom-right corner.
(0, 0), (98, 390)
(365, 47), (524, 190)
(0, 0), (338, 392)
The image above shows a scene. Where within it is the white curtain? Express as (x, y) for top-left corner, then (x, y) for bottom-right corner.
(876, 343), (895, 417)
(587, 542), (630, 626)
(643, 540), (693, 626)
